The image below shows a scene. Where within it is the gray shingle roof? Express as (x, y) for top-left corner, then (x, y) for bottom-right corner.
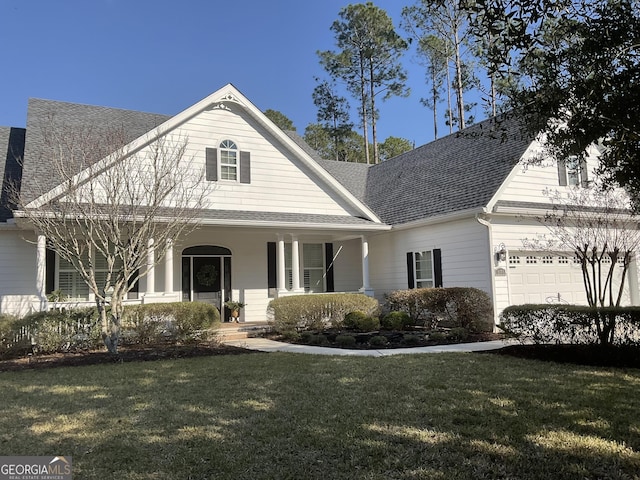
(363, 115), (534, 225)
(15, 96), (535, 228)
(0, 126), (26, 222)
(21, 99), (170, 204)
(197, 209), (377, 226)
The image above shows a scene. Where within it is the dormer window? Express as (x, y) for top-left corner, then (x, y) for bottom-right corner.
(219, 139), (238, 181)
(558, 155), (588, 187)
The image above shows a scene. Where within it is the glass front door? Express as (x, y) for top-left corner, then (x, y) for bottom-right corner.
(182, 255), (231, 314)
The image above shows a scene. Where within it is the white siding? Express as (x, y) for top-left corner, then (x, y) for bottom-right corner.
(368, 218), (492, 304)
(72, 104), (363, 218)
(0, 230), (40, 316)
(497, 144), (600, 205)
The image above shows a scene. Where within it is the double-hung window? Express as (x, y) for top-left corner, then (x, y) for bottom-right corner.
(558, 155), (588, 186)
(415, 251), (434, 288)
(219, 139), (238, 181)
(284, 243), (326, 292)
(407, 249), (443, 289)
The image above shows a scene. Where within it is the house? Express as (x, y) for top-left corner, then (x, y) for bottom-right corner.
(0, 83), (637, 323)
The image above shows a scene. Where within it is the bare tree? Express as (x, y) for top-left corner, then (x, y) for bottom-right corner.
(524, 183), (640, 343)
(13, 120), (211, 354)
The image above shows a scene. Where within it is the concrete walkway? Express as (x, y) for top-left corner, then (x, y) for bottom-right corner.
(222, 337), (512, 357)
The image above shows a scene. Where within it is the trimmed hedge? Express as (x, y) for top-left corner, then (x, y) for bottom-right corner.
(267, 293), (379, 335)
(1, 308), (102, 358)
(499, 304), (640, 345)
(343, 311), (380, 332)
(381, 311), (413, 331)
(0, 302), (221, 359)
(385, 287), (494, 333)
(121, 302), (221, 344)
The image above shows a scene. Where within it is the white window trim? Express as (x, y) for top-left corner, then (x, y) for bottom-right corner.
(219, 139), (239, 182)
(414, 250), (434, 288)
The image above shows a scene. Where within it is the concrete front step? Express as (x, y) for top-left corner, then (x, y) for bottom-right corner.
(215, 322), (271, 341)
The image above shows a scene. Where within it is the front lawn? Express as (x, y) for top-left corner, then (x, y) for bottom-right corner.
(1, 353), (639, 479)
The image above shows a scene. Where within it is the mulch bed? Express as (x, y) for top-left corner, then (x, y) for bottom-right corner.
(482, 344), (640, 369)
(2, 339), (638, 372)
(269, 331), (504, 350)
(0, 343), (256, 372)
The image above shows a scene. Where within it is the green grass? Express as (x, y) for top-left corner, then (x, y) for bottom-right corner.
(1, 353), (639, 479)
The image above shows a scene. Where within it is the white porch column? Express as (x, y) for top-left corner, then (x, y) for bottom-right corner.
(36, 234), (47, 301)
(291, 235), (303, 293)
(359, 235), (374, 296)
(277, 235), (286, 292)
(164, 239), (173, 294)
(629, 255), (639, 305)
(146, 238), (155, 294)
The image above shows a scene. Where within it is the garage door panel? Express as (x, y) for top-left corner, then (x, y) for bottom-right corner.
(525, 274), (540, 284)
(508, 251), (629, 306)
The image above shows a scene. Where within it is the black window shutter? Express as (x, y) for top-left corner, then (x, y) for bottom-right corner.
(557, 160), (567, 186)
(579, 158), (589, 185)
(433, 249), (443, 288)
(406, 252), (415, 289)
(267, 242), (277, 297)
(240, 151), (251, 184)
(45, 248), (55, 294)
(325, 243), (335, 292)
(206, 148), (218, 181)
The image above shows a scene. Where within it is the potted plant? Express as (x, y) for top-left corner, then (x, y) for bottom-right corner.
(224, 300), (246, 323)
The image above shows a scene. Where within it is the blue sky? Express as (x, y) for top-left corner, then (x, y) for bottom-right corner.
(0, 0), (487, 148)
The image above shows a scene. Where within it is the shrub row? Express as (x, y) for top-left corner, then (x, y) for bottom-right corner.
(267, 293), (379, 335)
(385, 287), (494, 333)
(121, 302), (220, 345)
(0, 302), (220, 359)
(499, 304), (640, 345)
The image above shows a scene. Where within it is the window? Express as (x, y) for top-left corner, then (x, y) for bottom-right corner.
(407, 249), (442, 289)
(415, 251), (434, 288)
(58, 254), (90, 300)
(558, 155), (588, 186)
(303, 244), (324, 292)
(56, 250), (133, 301)
(219, 139), (238, 181)
(284, 243), (326, 292)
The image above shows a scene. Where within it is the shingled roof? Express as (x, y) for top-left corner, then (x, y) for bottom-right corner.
(21, 99), (171, 204)
(362, 115), (534, 225)
(12, 95), (535, 228)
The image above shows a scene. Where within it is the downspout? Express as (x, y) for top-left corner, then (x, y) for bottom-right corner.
(476, 213), (499, 329)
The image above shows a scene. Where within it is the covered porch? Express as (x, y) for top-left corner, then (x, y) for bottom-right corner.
(35, 220), (389, 322)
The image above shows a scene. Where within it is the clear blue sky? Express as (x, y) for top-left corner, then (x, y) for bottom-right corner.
(0, 0), (487, 148)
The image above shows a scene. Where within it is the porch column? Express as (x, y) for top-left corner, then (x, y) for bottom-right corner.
(277, 235), (286, 292)
(36, 234), (47, 301)
(146, 238), (155, 294)
(629, 255), (639, 305)
(164, 239), (173, 293)
(359, 235), (374, 296)
(291, 235), (303, 293)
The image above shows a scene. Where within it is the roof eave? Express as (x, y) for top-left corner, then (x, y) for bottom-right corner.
(391, 207), (488, 231)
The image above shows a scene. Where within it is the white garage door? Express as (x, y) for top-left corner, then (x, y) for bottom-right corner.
(508, 252), (630, 305)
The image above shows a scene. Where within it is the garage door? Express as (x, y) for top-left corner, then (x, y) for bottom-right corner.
(508, 252), (629, 305)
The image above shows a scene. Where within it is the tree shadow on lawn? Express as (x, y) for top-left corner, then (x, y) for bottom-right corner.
(1, 353), (639, 479)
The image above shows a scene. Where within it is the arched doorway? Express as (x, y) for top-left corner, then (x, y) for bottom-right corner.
(182, 246), (231, 315)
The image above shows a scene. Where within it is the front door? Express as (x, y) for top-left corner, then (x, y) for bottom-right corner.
(193, 257), (221, 307)
(182, 247), (232, 318)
